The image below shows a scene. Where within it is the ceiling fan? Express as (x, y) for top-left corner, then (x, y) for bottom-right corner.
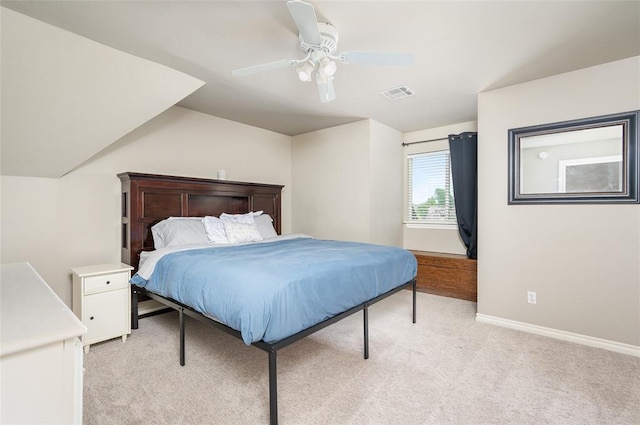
(232, 0), (414, 103)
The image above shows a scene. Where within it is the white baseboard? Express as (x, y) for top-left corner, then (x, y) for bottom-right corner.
(476, 313), (640, 358)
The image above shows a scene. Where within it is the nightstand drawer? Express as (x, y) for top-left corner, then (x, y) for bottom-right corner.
(84, 272), (129, 294)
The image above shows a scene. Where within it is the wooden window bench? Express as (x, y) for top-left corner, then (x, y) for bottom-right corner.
(411, 251), (477, 302)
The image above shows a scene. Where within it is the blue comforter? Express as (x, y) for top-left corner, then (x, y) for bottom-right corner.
(131, 237), (417, 345)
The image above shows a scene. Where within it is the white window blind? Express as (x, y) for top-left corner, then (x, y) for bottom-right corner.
(406, 150), (457, 224)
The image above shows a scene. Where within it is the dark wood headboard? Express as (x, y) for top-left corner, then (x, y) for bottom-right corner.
(118, 172), (284, 271)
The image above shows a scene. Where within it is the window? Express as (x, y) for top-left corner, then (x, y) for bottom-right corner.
(558, 155), (622, 193)
(406, 150), (456, 225)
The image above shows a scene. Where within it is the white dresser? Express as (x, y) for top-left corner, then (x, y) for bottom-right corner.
(71, 262), (133, 353)
(0, 262), (87, 424)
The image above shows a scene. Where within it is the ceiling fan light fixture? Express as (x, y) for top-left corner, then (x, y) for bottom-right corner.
(296, 61), (315, 82)
(315, 72), (335, 103)
(319, 57), (337, 77)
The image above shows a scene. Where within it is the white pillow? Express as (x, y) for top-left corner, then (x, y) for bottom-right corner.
(219, 210), (263, 224)
(223, 221), (263, 244)
(151, 217), (209, 248)
(254, 214), (278, 239)
(202, 216), (228, 244)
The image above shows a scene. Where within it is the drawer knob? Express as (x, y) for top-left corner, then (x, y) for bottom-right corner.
(90, 316), (94, 320)
(106, 281), (110, 284)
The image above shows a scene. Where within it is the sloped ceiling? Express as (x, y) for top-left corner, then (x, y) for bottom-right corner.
(0, 7), (205, 177)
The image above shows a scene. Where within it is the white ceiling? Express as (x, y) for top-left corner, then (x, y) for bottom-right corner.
(2, 0), (640, 138)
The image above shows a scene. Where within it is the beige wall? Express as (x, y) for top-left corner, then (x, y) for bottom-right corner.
(369, 120), (404, 247)
(292, 119), (403, 246)
(0, 106), (292, 305)
(402, 121), (477, 254)
(292, 120), (370, 242)
(477, 56), (640, 346)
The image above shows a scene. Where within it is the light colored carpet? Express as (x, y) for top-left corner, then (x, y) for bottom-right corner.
(83, 291), (640, 424)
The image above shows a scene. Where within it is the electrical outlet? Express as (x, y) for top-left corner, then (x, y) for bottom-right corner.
(527, 291), (537, 304)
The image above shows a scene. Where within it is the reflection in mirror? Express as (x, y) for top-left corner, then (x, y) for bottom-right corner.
(508, 111), (639, 204)
(520, 125), (623, 194)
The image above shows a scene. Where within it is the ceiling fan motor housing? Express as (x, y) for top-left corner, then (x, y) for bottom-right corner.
(300, 22), (338, 54)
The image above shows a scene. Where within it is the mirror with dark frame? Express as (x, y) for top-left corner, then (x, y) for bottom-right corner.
(508, 111), (639, 204)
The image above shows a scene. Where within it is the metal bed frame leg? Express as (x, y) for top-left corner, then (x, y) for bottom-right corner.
(268, 349), (278, 425)
(363, 306), (369, 360)
(179, 308), (186, 366)
(413, 279), (417, 323)
(131, 287), (139, 330)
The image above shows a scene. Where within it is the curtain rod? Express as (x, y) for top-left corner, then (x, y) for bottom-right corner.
(402, 137), (448, 147)
(402, 132), (475, 146)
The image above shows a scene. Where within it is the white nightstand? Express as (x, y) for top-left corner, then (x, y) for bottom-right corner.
(71, 263), (133, 353)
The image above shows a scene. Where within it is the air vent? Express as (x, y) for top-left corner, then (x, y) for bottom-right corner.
(380, 85), (415, 101)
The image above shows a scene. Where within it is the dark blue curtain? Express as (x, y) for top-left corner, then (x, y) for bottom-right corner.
(449, 132), (478, 259)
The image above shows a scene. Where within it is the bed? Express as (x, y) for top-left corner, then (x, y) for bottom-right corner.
(119, 172), (417, 425)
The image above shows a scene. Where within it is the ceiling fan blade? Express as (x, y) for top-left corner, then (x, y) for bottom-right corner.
(287, 0), (322, 46)
(316, 73), (336, 103)
(232, 58), (300, 77)
(339, 51), (415, 67)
